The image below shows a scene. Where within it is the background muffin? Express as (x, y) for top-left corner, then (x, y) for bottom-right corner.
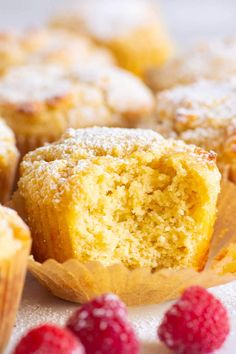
(51, 0), (173, 77)
(0, 205), (31, 352)
(142, 77), (236, 182)
(17, 127), (220, 271)
(146, 37), (236, 91)
(0, 119), (19, 203)
(0, 64), (154, 156)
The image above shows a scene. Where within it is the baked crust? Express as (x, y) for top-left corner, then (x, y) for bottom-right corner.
(142, 77), (236, 182)
(146, 37), (236, 91)
(0, 64), (154, 155)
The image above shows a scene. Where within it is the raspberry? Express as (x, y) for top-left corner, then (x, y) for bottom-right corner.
(14, 324), (85, 354)
(67, 293), (139, 354)
(158, 286), (230, 354)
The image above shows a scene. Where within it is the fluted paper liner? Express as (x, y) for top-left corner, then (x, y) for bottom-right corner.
(18, 180), (236, 306)
(0, 241), (30, 352)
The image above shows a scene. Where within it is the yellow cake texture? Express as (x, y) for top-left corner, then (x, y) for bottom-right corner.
(17, 127), (220, 271)
(0, 64), (153, 156)
(0, 119), (19, 203)
(51, 0), (173, 77)
(146, 37), (236, 91)
(0, 205), (31, 352)
(142, 77), (236, 182)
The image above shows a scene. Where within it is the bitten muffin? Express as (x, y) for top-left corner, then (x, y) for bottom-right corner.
(146, 37), (236, 91)
(0, 205), (31, 352)
(0, 119), (19, 203)
(17, 127), (220, 271)
(0, 64), (153, 155)
(143, 78), (236, 182)
(51, 0), (173, 77)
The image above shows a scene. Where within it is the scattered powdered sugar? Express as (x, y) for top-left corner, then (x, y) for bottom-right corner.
(157, 77), (236, 123)
(72, 0), (157, 41)
(0, 65), (72, 103)
(69, 65), (154, 113)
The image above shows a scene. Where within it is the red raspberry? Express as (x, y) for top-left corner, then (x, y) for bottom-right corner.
(158, 286), (230, 354)
(67, 293), (139, 354)
(14, 324), (85, 354)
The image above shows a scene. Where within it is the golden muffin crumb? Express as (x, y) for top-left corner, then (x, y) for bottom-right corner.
(0, 64), (153, 155)
(142, 77), (236, 181)
(146, 37), (236, 91)
(51, 0), (173, 77)
(0, 119), (19, 203)
(18, 127), (220, 271)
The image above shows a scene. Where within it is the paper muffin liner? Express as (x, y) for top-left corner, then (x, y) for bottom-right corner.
(0, 241), (30, 352)
(23, 180), (236, 306)
(0, 154), (19, 204)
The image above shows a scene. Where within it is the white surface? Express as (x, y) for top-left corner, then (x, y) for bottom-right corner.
(6, 275), (236, 354)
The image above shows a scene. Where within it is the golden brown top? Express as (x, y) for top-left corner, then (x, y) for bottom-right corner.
(19, 127), (219, 205)
(0, 119), (18, 164)
(52, 0), (160, 41)
(68, 65), (154, 115)
(155, 77), (236, 133)
(0, 205), (30, 258)
(147, 37), (236, 91)
(0, 64), (154, 118)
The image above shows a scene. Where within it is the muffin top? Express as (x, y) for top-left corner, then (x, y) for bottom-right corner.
(0, 206), (30, 258)
(0, 64), (154, 119)
(68, 65), (154, 116)
(155, 77), (236, 131)
(20, 128), (218, 198)
(0, 65), (71, 105)
(52, 0), (159, 41)
(23, 28), (115, 67)
(147, 37), (236, 91)
(0, 119), (18, 164)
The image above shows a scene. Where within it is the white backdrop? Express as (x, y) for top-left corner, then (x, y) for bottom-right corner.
(0, 0), (235, 45)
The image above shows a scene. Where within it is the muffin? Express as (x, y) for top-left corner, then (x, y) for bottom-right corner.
(0, 119), (19, 203)
(17, 127), (220, 271)
(0, 64), (153, 156)
(146, 37), (236, 91)
(22, 28), (115, 68)
(143, 77), (236, 182)
(51, 0), (173, 77)
(0, 28), (115, 76)
(0, 205), (31, 352)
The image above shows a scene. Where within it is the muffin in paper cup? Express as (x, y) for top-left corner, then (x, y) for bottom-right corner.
(10, 126), (228, 305)
(0, 119), (19, 204)
(26, 180), (236, 305)
(0, 206), (31, 352)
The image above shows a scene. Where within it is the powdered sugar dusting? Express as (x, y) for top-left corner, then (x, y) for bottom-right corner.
(69, 65), (154, 113)
(157, 77), (236, 124)
(0, 65), (71, 103)
(151, 37), (236, 91)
